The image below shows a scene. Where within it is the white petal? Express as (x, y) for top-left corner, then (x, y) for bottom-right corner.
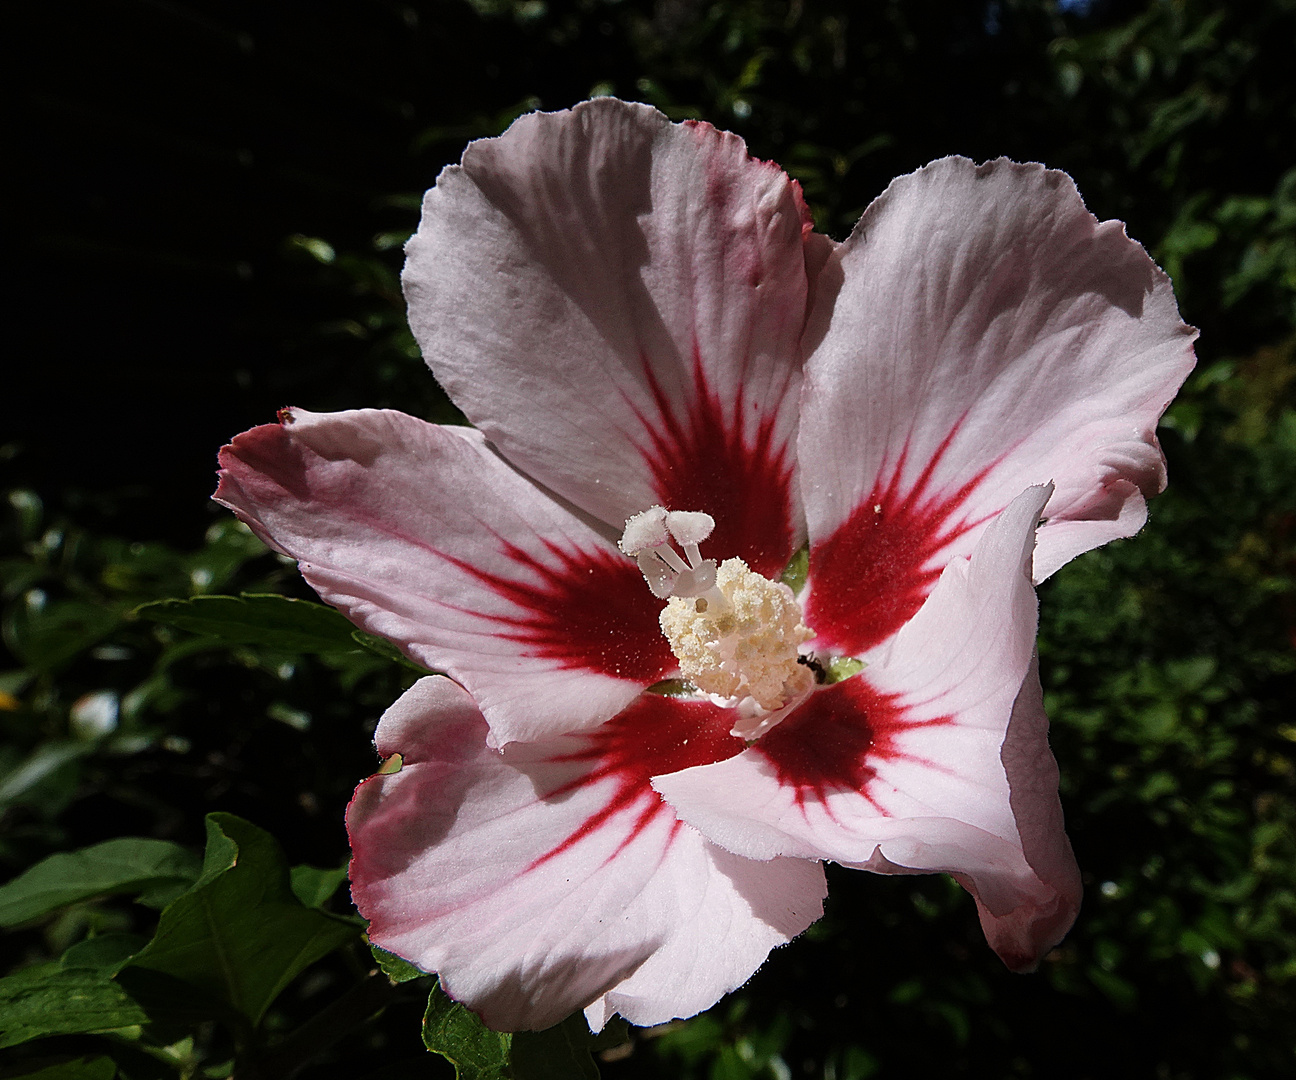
(657, 486), (1079, 969)
(404, 98), (817, 577)
(349, 678), (826, 1031)
(215, 409), (673, 745)
(800, 157), (1195, 659)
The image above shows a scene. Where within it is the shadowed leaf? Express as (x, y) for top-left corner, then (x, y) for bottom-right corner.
(134, 593), (362, 654)
(124, 814), (359, 1026)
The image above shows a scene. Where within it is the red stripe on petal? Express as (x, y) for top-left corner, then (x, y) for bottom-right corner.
(641, 355), (796, 578)
(220, 419), (674, 683)
(453, 540), (675, 683)
(756, 677), (948, 809)
(529, 695), (745, 869)
(808, 428), (995, 654)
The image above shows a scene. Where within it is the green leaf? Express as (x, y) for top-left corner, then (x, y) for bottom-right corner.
(371, 944), (427, 984)
(589, 1017), (629, 1054)
(0, 742), (92, 813)
(5, 600), (122, 673)
(419, 988), (602, 1080)
(422, 981), (512, 1080)
(8, 1055), (117, 1080)
(195, 816), (239, 887)
(0, 838), (201, 928)
(352, 628), (433, 672)
(511, 1012), (601, 1080)
(61, 933), (149, 975)
(289, 862), (349, 909)
(133, 594), (364, 655)
(0, 964), (148, 1050)
(124, 814), (359, 1026)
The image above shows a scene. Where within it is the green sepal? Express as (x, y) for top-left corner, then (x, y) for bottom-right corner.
(780, 545), (809, 594)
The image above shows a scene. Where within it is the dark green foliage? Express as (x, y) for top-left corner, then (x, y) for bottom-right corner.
(511, 1013), (606, 1080)
(290, 862), (352, 911)
(0, 840), (199, 927)
(8, 1058), (119, 1080)
(136, 592), (432, 673)
(135, 594), (370, 657)
(5, 1), (1295, 1078)
(124, 814), (360, 1027)
(0, 815), (381, 1075)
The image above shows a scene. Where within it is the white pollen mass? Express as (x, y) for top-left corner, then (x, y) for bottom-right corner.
(660, 557), (813, 713)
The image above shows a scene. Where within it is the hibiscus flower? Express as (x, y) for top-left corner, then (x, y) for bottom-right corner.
(214, 98), (1195, 1031)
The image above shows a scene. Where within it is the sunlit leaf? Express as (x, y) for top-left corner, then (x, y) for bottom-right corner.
(0, 964), (148, 1050)
(371, 944), (426, 984)
(0, 838), (200, 928)
(422, 981), (511, 1080)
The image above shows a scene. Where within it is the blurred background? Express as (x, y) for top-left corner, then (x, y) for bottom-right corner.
(5, 1), (1295, 1077)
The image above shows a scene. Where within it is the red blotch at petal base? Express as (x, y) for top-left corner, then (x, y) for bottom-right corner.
(641, 355), (797, 580)
(532, 695), (747, 868)
(455, 539), (676, 684)
(808, 430), (995, 655)
(756, 676), (950, 812)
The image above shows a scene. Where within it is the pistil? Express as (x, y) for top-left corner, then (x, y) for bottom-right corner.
(618, 505), (719, 599)
(660, 556), (815, 731)
(621, 507), (816, 739)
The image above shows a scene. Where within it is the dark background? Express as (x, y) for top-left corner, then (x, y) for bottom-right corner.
(14, 0), (1292, 538)
(5, 2), (1296, 1078)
